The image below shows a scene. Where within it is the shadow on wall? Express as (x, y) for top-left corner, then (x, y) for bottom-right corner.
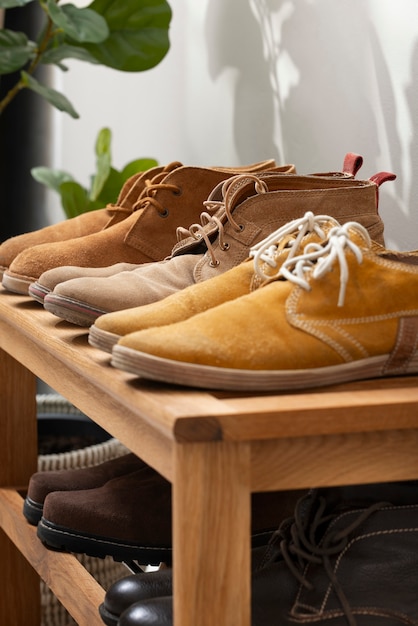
(204, 0), (283, 165)
(406, 39), (418, 247)
(203, 0), (418, 248)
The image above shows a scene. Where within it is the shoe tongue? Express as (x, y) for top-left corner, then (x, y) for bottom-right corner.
(170, 174), (265, 258)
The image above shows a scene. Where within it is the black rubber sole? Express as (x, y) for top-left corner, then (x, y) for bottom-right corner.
(37, 518), (173, 565)
(36, 518), (274, 564)
(98, 602), (119, 626)
(23, 496), (43, 526)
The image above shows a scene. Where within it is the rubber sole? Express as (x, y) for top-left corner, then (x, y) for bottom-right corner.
(111, 346), (418, 392)
(37, 519), (273, 563)
(28, 281), (51, 304)
(98, 602), (119, 626)
(37, 518), (173, 564)
(89, 325), (121, 353)
(2, 270), (33, 295)
(43, 293), (106, 327)
(23, 496), (44, 525)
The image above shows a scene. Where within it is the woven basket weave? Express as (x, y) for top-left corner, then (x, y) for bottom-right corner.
(36, 394), (129, 626)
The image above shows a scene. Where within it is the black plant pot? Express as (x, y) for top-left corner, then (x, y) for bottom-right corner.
(0, 3), (52, 242)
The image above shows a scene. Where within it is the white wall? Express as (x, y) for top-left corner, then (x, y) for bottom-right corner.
(48, 0), (418, 250)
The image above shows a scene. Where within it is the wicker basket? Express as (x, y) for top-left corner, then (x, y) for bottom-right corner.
(36, 394), (129, 626)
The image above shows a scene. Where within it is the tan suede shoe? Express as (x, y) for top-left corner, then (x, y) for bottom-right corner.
(2, 162), (294, 295)
(43, 167), (393, 327)
(0, 163), (169, 280)
(111, 221), (418, 391)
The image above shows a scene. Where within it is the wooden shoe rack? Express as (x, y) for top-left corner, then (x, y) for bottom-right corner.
(1, 292), (418, 625)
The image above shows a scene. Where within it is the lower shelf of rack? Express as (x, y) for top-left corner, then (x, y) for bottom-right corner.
(0, 488), (105, 626)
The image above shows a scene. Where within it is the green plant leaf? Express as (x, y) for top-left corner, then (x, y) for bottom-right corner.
(94, 166), (124, 205)
(41, 43), (100, 66)
(90, 127), (112, 201)
(46, 1), (109, 44)
(31, 166), (74, 192)
(121, 158), (159, 180)
(95, 127), (112, 155)
(67, 0), (172, 72)
(0, 0), (34, 8)
(59, 181), (91, 218)
(0, 30), (36, 74)
(21, 71), (80, 118)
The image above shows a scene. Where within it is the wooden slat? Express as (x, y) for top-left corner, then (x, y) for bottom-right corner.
(0, 489), (105, 625)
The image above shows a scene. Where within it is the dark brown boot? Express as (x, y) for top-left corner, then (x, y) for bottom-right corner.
(37, 464), (303, 563)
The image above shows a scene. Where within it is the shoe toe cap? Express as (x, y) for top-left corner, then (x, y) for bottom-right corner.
(104, 570), (173, 616)
(118, 596), (173, 626)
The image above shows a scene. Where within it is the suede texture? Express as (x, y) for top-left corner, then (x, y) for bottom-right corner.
(4, 165), (292, 293)
(0, 166), (165, 272)
(113, 234), (418, 389)
(26, 452), (143, 507)
(39, 465), (303, 547)
(110, 483), (418, 626)
(43, 171), (388, 326)
(30, 261), (144, 302)
(92, 260), (256, 343)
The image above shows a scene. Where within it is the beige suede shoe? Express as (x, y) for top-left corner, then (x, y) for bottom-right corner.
(0, 163), (168, 280)
(29, 262), (144, 304)
(43, 167), (393, 327)
(2, 161), (293, 295)
(111, 221), (418, 391)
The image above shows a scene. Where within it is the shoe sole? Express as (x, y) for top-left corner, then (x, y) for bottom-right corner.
(43, 294), (106, 327)
(37, 518), (173, 564)
(37, 519), (273, 563)
(28, 281), (51, 304)
(23, 496), (44, 525)
(98, 603), (119, 626)
(2, 270), (33, 295)
(89, 325), (121, 353)
(111, 346), (418, 391)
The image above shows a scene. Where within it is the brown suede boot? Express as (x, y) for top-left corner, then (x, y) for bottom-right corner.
(0, 163), (170, 279)
(2, 162), (294, 295)
(23, 452), (145, 525)
(37, 464), (304, 563)
(42, 169), (394, 327)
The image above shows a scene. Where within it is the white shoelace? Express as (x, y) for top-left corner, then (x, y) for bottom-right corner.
(250, 211), (341, 281)
(279, 221), (371, 306)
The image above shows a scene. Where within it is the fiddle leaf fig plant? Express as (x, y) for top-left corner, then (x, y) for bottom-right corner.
(31, 127), (158, 218)
(0, 0), (172, 117)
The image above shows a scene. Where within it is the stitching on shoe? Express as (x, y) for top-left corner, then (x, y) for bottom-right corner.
(384, 316), (418, 374)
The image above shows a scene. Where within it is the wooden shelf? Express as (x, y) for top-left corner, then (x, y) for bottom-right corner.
(1, 292), (418, 625)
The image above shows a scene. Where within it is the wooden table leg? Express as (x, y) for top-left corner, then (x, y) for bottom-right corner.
(0, 348), (40, 625)
(173, 441), (251, 626)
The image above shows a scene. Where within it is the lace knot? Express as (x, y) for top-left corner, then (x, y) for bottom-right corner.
(279, 220), (371, 306)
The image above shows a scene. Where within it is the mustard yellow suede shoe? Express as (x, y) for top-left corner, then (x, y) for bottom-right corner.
(111, 222), (418, 391)
(88, 211), (340, 352)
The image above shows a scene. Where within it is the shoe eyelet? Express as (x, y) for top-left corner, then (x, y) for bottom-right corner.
(220, 242), (230, 251)
(238, 224), (245, 232)
(209, 260), (220, 268)
(173, 187), (182, 196)
(159, 208), (170, 218)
